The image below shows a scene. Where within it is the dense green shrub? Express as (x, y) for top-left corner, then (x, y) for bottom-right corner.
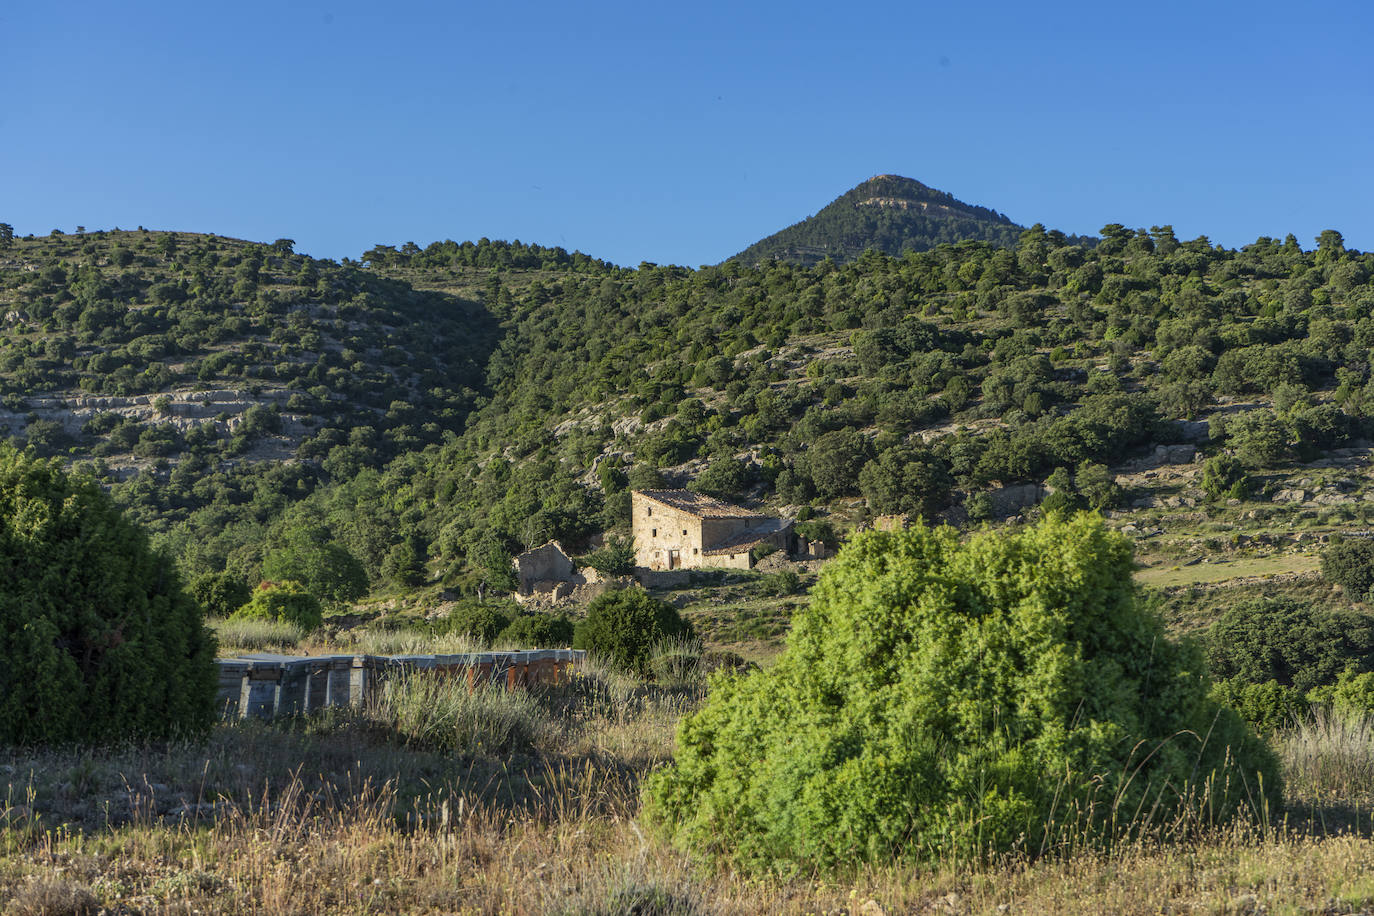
(262, 526), (369, 605)
(857, 446), (951, 518)
(231, 580), (323, 631)
(1200, 454), (1251, 501)
(580, 534), (636, 576)
(189, 570), (251, 618)
(1210, 678), (1311, 735)
(498, 612), (575, 648)
(803, 429), (873, 500)
(573, 588), (694, 677)
(644, 514), (1279, 872)
(1321, 538), (1374, 598)
(689, 456), (751, 501)
(793, 519), (838, 549)
(759, 569), (802, 597)
(381, 534), (428, 587)
(0, 445), (217, 744)
(1206, 598), (1374, 693)
(440, 600), (514, 645)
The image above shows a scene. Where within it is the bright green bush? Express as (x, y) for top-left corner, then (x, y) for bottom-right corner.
(498, 612), (575, 648)
(759, 569), (802, 597)
(644, 514), (1279, 872)
(1311, 668), (1374, 721)
(231, 580), (324, 631)
(0, 445), (217, 744)
(1210, 677), (1311, 735)
(574, 588), (694, 677)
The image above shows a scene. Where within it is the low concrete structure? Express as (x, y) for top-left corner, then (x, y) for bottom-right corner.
(632, 489), (792, 571)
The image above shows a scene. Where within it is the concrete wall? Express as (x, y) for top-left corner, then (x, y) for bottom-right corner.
(215, 650), (584, 720)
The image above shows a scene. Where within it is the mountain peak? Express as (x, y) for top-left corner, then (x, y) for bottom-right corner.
(730, 176), (1022, 266)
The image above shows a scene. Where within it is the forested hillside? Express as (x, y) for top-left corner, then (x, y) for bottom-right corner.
(3, 213), (1373, 606)
(731, 174), (1028, 265)
(0, 229), (497, 591)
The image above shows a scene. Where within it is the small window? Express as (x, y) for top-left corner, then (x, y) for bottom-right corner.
(651, 528), (657, 537)
(647, 506), (653, 516)
(694, 548), (699, 554)
(682, 529), (687, 536)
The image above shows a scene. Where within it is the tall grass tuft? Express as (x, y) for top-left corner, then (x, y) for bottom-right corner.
(366, 673), (548, 756)
(647, 635), (705, 688)
(1278, 707), (1374, 803)
(341, 628), (483, 657)
(209, 615), (304, 653)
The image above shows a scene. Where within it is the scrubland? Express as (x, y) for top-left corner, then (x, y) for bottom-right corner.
(4, 661), (1374, 915)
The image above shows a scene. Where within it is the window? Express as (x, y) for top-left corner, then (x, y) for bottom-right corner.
(647, 506), (653, 516)
(694, 548), (699, 554)
(682, 529), (687, 536)
(651, 528), (657, 537)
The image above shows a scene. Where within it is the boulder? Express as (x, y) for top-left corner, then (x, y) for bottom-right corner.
(987, 483), (1043, 517)
(1159, 444), (1196, 464)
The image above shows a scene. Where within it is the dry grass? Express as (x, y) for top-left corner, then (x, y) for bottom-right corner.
(8, 781), (1374, 914)
(208, 615), (305, 653)
(210, 617), (494, 659)
(1135, 551), (1321, 588)
(7, 676), (1374, 913)
(322, 628), (485, 658)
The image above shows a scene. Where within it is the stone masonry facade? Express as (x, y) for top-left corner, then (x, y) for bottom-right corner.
(631, 489), (792, 571)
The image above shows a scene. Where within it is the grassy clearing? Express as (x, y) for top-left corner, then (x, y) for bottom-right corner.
(8, 668), (1374, 912)
(1135, 551), (1321, 588)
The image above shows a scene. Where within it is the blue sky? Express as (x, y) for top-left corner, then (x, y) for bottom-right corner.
(5, 1), (1372, 267)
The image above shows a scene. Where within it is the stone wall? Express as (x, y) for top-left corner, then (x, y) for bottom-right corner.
(512, 541), (576, 595)
(632, 493), (702, 570)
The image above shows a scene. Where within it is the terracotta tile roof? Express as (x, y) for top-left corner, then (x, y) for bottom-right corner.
(634, 489), (763, 519)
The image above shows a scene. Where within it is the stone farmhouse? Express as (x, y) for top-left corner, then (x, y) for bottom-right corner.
(631, 489), (792, 571)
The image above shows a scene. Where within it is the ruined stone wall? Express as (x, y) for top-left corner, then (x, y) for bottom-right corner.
(513, 541), (575, 594)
